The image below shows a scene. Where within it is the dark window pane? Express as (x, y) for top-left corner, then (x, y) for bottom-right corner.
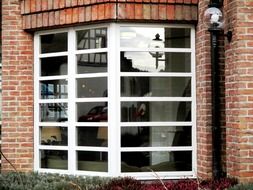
(77, 127), (107, 147)
(77, 53), (107, 74)
(165, 28), (190, 48)
(40, 80), (68, 99)
(41, 33), (67, 53)
(77, 102), (107, 122)
(121, 151), (192, 172)
(121, 77), (191, 97)
(41, 56), (67, 76)
(121, 126), (191, 147)
(121, 52), (191, 72)
(40, 126), (68, 146)
(77, 28), (107, 50)
(40, 150), (68, 169)
(77, 151), (108, 172)
(121, 102), (191, 122)
(40, 103), (68, 122)
(120, 27), (190, 48)
(77, 78), (107, 98)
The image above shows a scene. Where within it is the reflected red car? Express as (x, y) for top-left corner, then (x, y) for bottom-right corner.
(78, 106), (107, 122)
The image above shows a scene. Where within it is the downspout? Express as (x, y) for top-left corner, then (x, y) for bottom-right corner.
(208, 0), (223, 179)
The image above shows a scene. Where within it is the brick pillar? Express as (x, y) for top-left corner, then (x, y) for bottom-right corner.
(1, 0), (34, 172)
(224, 0), (253, 183)
(196, 0), (213, 179)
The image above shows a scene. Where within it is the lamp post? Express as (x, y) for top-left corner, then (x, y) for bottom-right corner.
(204, 4), (224, 179)
(149, 34), (164, 69)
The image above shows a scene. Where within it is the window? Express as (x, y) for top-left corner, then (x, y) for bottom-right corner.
(34, 24), (196, 179)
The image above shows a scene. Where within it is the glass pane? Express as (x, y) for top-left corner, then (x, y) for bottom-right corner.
(121, 101), (191, 122)
(121, 126), (191, 147)
(41, 32), (67, 53)
(121, 77), (191, 97)
(40, 80), (68, 99)
(165, 28), (191, 48)
(77, 151), (108, 172)
(77, 28), (107, 50)
(41, 56), (67, 76)
(40, 126), (68, 145)
(40, 103), (68, 122)
(77, 102), (107, 122)
(121, 52), (191, 72)
(77, 78), (107, 98)
(77, 53), (107, 74)
(40, 150), (68, 169)
(77, 127), (107, 147)
(121, 151), (192, 172)
(120, 27), (190, 48)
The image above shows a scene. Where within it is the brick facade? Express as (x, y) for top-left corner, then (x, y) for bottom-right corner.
(2, 0), (34, 172)
(1, 0), (253, 183)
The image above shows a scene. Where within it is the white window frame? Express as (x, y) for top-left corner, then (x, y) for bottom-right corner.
(34, 23), (196, 179)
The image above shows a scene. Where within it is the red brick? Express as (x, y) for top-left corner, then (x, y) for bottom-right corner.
(91, 5), (98, 21)
(85, 6), (91, 21)
(135, 4), (143, 19)
(30, 0), (36, 12)
(60, 9), (66, 24)
(24, 0), (31, 14)
(151, 4), (158, 20)
(158, 4), (166, 20)
(66, 8), (73, 24)
(167, 5), (174, 20)
(48, 0), (53, 10)
(41, 0), (48, 11)
(126, 4), (135, 19)
(118, 3), (126, 19)
(72, 7), (79, 23)
(59, 0), (65, 8)
(78, 7), (85, 22)
(35, 0), (41, 12)
(98, 4), (105, 20)
(53, 0), (59, 9)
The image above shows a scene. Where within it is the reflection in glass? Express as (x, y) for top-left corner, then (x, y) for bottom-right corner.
(40, 126), (68, 145)
(41, 56), (67, 76)
(40, 103), (68, 122)
(77, 151), (108, 172)
(120, 27), (190, 48)
(41, 32), (67, 53)
(77, 28), (107, 50)
(77, 53), (107, 74)
(77, 78), (107, 98)
(40, 150), (68, 169)
(121, 52), (191, 72)
(121, 151), (192, 172)
(121, 126), (191, 147)
(77, 102), (107, 122)
(121, 102), (191, 122)
(121, 77), (191, 97)
(77, 127), (108, 147)
(40, 80), (68, 99)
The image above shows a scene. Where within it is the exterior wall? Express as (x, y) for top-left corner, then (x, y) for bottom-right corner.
(21, 0), (198, 31)
(1, 0), (198, 173)
(2, 0), (253, 183)
(224, 0), (253, 183)
(195, 0), (213, 179)
(1, 0), (34, 172)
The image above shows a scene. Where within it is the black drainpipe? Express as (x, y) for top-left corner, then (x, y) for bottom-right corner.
(208, 0), (223, 180)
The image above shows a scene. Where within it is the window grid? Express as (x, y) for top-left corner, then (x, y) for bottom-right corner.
(34, 24), (196, 179)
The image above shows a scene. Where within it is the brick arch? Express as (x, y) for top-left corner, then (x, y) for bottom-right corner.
(21, 0), (199, 30)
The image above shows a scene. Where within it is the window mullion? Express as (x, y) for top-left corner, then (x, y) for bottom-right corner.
(108, 23), (120, 176)
(68, 28), (76, 174)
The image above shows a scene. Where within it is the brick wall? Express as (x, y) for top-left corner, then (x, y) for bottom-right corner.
(20, 0), (198, 30)
(195, 0), (213, 179)
(224, 0), (253, 183)
(1, 0), (34, 172)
